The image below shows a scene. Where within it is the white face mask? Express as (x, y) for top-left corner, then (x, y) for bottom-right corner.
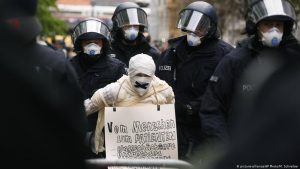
(130, 76), (153, 96)
(187, 32), (202, 46)
(261, 27), (283, 47)
(83, 43), (101, 56)
(123, 27), (139, 41)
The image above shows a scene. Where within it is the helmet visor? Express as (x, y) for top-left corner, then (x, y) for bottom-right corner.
(249, 0), (296, 24)
(72, 19), (110, 44)
(177, 10), (211, 35)
(113, 8), (148, 28)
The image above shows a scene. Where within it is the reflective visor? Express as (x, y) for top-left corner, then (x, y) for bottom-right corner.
(177, 10), (211, 34)
(72, 19), (110, 44)
(113, 8), (148, 28)
(250, 0), (296, 23)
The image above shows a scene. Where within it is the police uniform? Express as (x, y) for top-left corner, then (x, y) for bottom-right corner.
(199, 0), (300, 147)
(156, 1), (233, 161)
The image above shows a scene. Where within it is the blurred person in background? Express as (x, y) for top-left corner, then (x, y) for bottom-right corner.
(0, 0), (87, 169)
(199, 0), (300, 160)
(53, 38), (68, 57)
(155, 1), (233, 165)
(70, 17), (126, 158)
(110, 2), (160, 66)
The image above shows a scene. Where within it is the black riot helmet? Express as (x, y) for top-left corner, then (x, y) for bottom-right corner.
(72, 18), (111, 53)
(245, 0), (297, 35)
(112, 2), (148, 33)
(177, 1), (218, 39)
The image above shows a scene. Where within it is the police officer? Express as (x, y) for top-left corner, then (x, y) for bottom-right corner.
(155, 1), (233, 162)
(208, 38), (300, 169)
(0, 0), (87, 169)
(110, 2), (160, 66)
(70, 18), (126, 157)
(199, 0), (300, 147)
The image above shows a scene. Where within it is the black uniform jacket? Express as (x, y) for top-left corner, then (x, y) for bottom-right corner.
(199, 35), (300, 143)
(110, 34), (160, 66)
(71, 53), (126, 131)
(70, 54), (126, 99)
(156, 35), (233, 125)
(211, 44), (300, 168)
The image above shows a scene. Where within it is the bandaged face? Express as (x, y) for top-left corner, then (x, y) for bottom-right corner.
(128, 53), (156, 96)
(130, 73), (153, 96)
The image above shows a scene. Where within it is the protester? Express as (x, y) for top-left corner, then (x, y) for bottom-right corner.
(84, 54), (174, 154)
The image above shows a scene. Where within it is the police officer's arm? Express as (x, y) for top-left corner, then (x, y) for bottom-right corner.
(187, 43), (234, 118)
(117, 61), (128, 76)
(199, 56), (235, 143)
(149, 46), (161, 64)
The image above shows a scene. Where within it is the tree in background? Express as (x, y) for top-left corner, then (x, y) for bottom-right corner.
(36, 0), (67, 36)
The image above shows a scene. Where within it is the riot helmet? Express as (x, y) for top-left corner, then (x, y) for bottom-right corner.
(177, 1), (218, 41)
(112, 2), (148, 33)
(72, 18), (111, 53)
(246, 0), (297, 35)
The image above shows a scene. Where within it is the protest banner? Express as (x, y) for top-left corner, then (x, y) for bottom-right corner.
(105, 104), (178, 169)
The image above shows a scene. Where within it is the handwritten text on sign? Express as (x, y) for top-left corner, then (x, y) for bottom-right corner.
(105, 104), (178, 161)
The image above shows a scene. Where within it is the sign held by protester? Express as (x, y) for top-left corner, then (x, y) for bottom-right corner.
(105, 104), (178, 169)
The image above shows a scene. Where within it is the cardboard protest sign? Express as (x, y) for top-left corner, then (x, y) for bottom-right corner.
(105, 104), (178, 169)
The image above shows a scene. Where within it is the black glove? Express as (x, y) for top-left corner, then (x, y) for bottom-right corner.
(175, 101), (201, 124)
(175, 101), (194, 118)
(184, 104), (194, 115)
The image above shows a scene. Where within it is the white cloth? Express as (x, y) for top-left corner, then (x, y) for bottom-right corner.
(85, 75), (174, 154)
(127, 53), (156, 77)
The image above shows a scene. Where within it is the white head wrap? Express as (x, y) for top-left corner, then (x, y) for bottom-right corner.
(128, 53), (156, 77)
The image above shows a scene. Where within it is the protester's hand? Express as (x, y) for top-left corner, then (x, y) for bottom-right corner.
(84, 99), (92, 115)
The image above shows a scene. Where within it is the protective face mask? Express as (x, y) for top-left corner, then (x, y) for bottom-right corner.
(124, 27), (139, 41)
(130, 76), (153, 96)
(83, 43), (101, 56)
(187, 33), (202, 46)
(261, 27), (283, 47)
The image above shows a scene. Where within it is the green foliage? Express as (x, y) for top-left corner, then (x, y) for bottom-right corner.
(36, 0), (67, 36)
(290, 0), (300, 14)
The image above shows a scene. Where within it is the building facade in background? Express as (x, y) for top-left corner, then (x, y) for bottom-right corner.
(53, 0), (299, 47)
(54, 0), (150, 30)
